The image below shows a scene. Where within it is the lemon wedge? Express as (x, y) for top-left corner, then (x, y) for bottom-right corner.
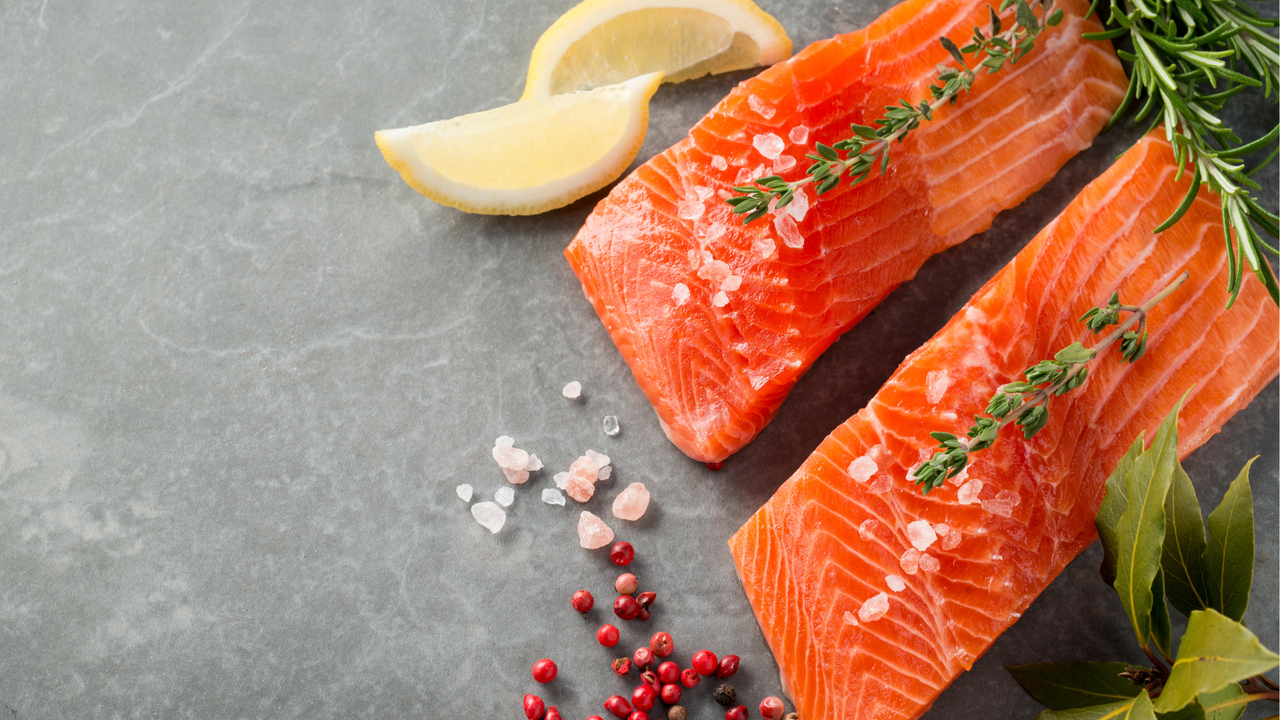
(521, 0), (791, 100)
(376, 72), (663, 216)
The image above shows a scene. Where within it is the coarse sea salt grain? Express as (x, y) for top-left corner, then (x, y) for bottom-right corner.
(456, 484), (473, 502)
(562, 381), (582, 399)
(925, 369), (950, 405)
(566, 474), (595, 503)
(906, 519), (938, 551)
(493, 444), (530, 470)
(495, 436), (514, 448)
(843, 610), (859, 626)
(858, 592), (890, 622)
(502, 467), (530, 484)
(698, 259), (733, 284)
(704, 223), (726, 242)
(848, 456), (878, 483)
(495, 486), (515, 507)
(526, 454), (544, 472)
(868, 475), (893, 494)
(735, 166), (755, 185)
(542, 488), (565, 506)
(578, 511), (615, 549)
(900, 548), (921, 575)
(773, 155), (796, 172)
(752, 236), (776, 259)
(673, 283), (691, 306)
(918, 553), (941, 573)
(471, 501), (506, 534)
(612, 482), (650, 521)
(554, 471), (570, 489)
(947, 466), (969, 486)
(712, 291), (730, 307)
(983, 490), (1021, 518)
(786, 186), (809, 222)
(597, 465), (612, 481)
(957, 478), (984, 505)
(678, 200), (705, 220)
(941, 530), (963, 550)
(858, 518), (879, 540)
(721, 275), (742, 292)
(788, 125), (810, 145)
(748, 94), (776, 119)
(885, 574), (906, 592)
(753, 133), (785, 160)
(585, 449), (610, 468)
(711, 155), (728, 171)
(774, 213), (804, 249)
(603, 415), (620, 436)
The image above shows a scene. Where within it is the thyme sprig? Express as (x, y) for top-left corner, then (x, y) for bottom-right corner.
(1088, 0), (1280, 306)
(725, 0), (1062, 223)
(911, 271), (1188, 494)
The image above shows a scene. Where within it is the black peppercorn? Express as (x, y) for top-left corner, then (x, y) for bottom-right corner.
(713, 683), (737, 707)
(667, 706), (688, 720)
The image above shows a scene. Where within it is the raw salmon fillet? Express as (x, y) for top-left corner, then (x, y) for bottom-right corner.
(565, 0), (1128, 462)
(727, 134), (1279, 720)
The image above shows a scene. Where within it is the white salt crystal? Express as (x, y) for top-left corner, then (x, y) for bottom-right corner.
(578, 511), (615, 549)
(721, 275), (742, 292)
(983, 490), (1021, 518)
(735, 166), (755, 185)
(941, 530), (962, 551)
(718, 189), (732, 200)
(584, 449), (611, 468)
(753, 133), (785, 160)
(947, 466), (969, 486)
(906, 520), (938, 551)
(612, 482), (650, 521)
(752, 236), (776, 259)
(700, 249), (715, 264)
(456, 483), (473, 502)
(554, 471), (570, 489)
(925, 369), (950, 405)
(695, 186), (714, 202)
(712, 291), (730, 307)
(493, 444), (530, 470)
(711, 155), (728, 171)
(748, 94), (776, 119)
(602, 415), (620, 437)
(495, 487), (515, 507)
(786, 186), (810, 222)
(773, 155), (797, 173)
(788, 125), (810, 145)
(774, 213), (804, 249)
(1011, 612), (1022, 618)
(858, 518), (879, 540)
(471, 502), (506, 534)
(868, 475), (893, 494)
(542, 488), (566, 506)
(848, 456), (878, 483)
(885, 575), (906, 592)
(562, 381), (582, 399)
(597, 465), (612, 481)
(502, 467), (530, 485)
(918, 554), (941, 573)
(843, 610), (859, 626)
(495, 436), (515, 448)
(858, 592), (890, 622)
(678, 200), (705, 220)
(900, 548), (921, 575)
(698, 259), (733, 283)
(673, 283), (691, 306)
(526, 454), (544, 472)
(704, 223), (726, 242)
(753, 163), (766, 177)
(957, 478), (984, 505)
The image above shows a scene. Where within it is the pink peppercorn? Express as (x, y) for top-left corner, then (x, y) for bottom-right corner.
(759, 697), (785, 720)
(615, 595), (640, 620)
(616, 573), (639, 595)
(545, 707), (564, 720)
(571, 589), (594, 613)
(657, 662), (679, 685)
(524, 694), (546, 720)
(597, 624), (620, 647)
(632, 684), (657, 712)
(604, 695), (632, 718)
(680, 668), (700, 689)
(725, 706), (748, 720)
(716, 654), (740, 679)
(660, 683), (682, 705)
(532, 658), (557, 683)
(613, 657), (632, 676)
(649, 631), (674, 658)
(628, 713), (649, 720)
(691, 650), (718, 675)
(610, 541), (635, 566)
(633, 647), (655, 669)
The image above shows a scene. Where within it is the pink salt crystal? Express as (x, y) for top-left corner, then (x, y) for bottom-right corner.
(858, 592), (890, 622)
(578, 511), (614, 549)
(788, 125), (810, 144)
(697, 259), (733, 284)
(493, 444), (529, 470)
(983, 490), (1020, 517)
(718, 189), (732, 200)
(721, 275), (742, 292)
(611, 482), (650, 521)
(925, 369), (950, 405)
(933, 523), (951, 537)
(868, 475), (893, 494)
(848, 456), (877, 483)
(526, 454), (544, 472)
(747, 94), (776, 119)
(941, 531), (963, 551)
(900, 548), (921, 575)
(885, 575), (906, 592)
(752, 236), (776, 259)
(678, 200), (705, 220)
(701, 249), (715, 265)
(502, 467), (530, 485)
(843, 611), (859, 626)
(734, 166), (755, 185)
(584, 449), (610, 468)
(906, 520), (938, 551)
(918, 554), (941, 573)
(672, 283), (691, 306)
(712, 291), (729, 307)
(688, 249), (702, 268)
(695, 185), (714, 202)
(868, 444), (894, 465)
(957, 478), (984, 505)
(773, 155), (797, 172)
(753, 133), (785, 160)
(785, 186), (810, 222)
(566, 473), (595, 503)
(569, 456), (599, 478)
(773, 213), (804, 249)
(711, 155), (728, 171)
(947, 466), (969, 486)
(858, 519), (879, 540)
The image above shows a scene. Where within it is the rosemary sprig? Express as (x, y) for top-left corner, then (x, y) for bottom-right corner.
(911, 271), (1188, 494)
(725, 0), (1062, 223)
(1086, 0), (1280, 306)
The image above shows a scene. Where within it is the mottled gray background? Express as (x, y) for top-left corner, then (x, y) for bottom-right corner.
(0, 0), (1275, 718)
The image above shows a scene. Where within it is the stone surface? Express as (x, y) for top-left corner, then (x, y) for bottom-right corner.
(0, 0), (1275, 718)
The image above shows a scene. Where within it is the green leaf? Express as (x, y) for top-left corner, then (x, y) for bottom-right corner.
(1007, 662), (1140, 710)
(1055, 342), (1097, 364)
(1035, 692), (1155, 720)
(940, 36), (967, 65)
(1151, 608), (1280, 713)
(1097, 402), (1182, 651)
(1202, 459), (1254, 621)
(1149, 567), (1172, 659)
(1194, 683), (1247, 720)
(1160, 461), (1210, 618)
(1098, 435), (1145, 587)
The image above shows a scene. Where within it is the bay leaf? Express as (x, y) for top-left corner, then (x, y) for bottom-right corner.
(1035, 692), (1155, 720)
(1007, 661), (1140, 710)
(1160, 461), (1209, 618)
(1151, 608), (1279, 713)
(1203, 459), (1255, 622)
